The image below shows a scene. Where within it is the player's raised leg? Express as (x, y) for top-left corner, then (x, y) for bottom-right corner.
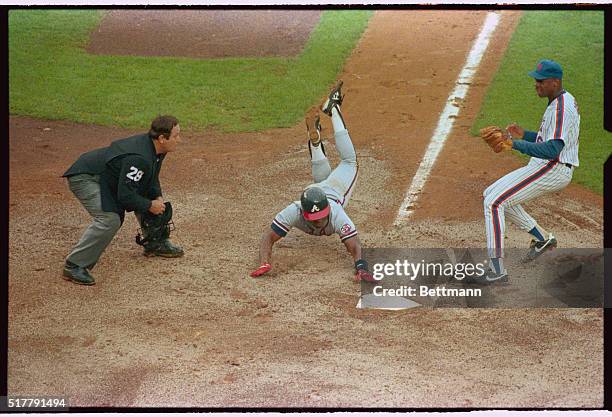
(331, 108), (357, 165)
(306, 105), (332, 183)
(319, 81), (359, 207)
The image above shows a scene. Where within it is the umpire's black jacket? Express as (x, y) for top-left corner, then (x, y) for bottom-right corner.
(63, 133), (165, 222)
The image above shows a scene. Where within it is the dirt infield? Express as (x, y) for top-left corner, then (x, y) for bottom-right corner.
(87, 10), (322, 58)
(8, 11), (603, 407)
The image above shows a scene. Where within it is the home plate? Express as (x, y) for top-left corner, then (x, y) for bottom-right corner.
(357, 294), (421, 310)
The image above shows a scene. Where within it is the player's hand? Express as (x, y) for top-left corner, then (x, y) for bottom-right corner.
(506, 123), (525, 139)
(354, 269), (376, 283)
(149, 199), (166, 215)
(250, 263), (272, 278)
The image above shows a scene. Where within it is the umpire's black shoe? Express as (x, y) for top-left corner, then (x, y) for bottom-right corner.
(144, 239), (184, 258)
(62, 262), (95, 285)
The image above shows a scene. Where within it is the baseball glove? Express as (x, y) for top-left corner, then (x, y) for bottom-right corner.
(479, 126), (513, 153)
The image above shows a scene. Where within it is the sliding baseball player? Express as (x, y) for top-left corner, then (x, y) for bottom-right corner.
(250, 81), (375, 283)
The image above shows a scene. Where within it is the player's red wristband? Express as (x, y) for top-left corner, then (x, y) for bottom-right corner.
(250, 263), (272, 278)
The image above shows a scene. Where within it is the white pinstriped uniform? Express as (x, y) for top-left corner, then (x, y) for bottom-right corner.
(484, 91), (580, 258)
(539, 91), (580, 166)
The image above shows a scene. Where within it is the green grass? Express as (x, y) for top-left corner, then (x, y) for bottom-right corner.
(9, 9), (372, 132)
(472, 11), (611, 194)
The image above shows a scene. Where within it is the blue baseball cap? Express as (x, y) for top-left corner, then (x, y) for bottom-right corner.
(528, 59), (563, 80)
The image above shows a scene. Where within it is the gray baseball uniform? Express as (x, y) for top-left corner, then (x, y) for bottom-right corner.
(271, 125), (359, 242)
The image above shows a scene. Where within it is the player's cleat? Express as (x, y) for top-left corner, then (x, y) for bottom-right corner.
(482, 268), (508, 283)
(321, 80), (344, 116)
(305, 106), (322, 146)
(463, 268), (508, 284)
(525, 234), (557, 261)
(144, 239), (184, 258)
(62, 261), (95, 285)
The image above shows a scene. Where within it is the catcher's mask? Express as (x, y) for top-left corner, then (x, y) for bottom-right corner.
(301, 186), (330, 221)
(135, 201), (175, 247)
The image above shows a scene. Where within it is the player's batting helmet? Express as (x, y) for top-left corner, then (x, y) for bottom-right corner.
(301, 186), (330, 221)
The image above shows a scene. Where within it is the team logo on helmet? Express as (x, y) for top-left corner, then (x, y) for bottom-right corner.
(537, 63), (543, 71)
(301, 186), (330, 221)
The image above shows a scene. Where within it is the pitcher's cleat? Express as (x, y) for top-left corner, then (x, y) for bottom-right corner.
(463, 268), (508, 284)
(525, 234), (557, 261)
(482, 268), (508, 283)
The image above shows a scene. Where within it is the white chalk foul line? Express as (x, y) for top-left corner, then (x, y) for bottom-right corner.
(394, 12), (501, 225)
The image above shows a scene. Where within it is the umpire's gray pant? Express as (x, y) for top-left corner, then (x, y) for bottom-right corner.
(65, 174), (121, 269)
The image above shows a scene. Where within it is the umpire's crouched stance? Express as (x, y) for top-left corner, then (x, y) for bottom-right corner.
(62, 115), (184, 285)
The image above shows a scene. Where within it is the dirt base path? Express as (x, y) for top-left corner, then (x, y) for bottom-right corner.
(8, 11), (602, 407)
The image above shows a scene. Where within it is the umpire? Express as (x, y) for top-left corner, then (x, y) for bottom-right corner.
(62, 115), (184, 285)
